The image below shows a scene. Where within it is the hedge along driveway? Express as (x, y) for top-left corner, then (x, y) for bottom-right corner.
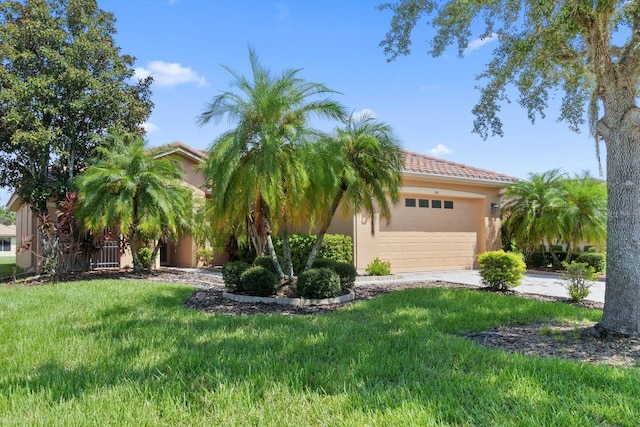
(0, 279), (636, 426)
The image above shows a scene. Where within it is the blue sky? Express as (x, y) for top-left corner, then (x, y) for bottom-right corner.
(1, 0), (606, 206)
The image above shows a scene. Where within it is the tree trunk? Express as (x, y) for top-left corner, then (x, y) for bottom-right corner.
(130, 233), (143, 274)
(597, 125), (640, 336)
(281, 222), (294, 278)
(147, 238), (163, 273)
(546, 240), (560, 268)
(265, 232), (285, 281)
(304, 190), (344, 271)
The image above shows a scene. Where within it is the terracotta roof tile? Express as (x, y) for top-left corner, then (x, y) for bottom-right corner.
(403, 150), (518, 183)
(0, 224), (16, 236)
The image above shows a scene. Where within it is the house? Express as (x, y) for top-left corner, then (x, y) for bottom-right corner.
(0, 224), (17, 256)
(8, 142), (517, 273)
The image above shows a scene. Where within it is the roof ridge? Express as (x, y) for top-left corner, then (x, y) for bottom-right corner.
(402, 149), (518, 182)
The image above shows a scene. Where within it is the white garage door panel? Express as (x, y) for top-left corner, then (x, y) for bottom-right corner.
(379, 231), (478, 272)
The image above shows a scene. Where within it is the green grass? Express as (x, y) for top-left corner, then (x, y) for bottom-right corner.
(1, 280), (638, 426)
(0, 256), (20, 278)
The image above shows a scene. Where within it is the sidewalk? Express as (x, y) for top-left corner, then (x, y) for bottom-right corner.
(357, 270), (605, 303)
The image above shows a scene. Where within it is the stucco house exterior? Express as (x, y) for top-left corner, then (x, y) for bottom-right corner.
(0, 224), (17, 257)
(8, 141), (517, 273)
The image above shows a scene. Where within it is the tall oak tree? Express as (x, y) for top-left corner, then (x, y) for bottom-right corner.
(380, 1), (640, 335)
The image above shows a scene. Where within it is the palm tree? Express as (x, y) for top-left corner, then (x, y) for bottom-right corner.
(76, 131), (193, 273)
(559, 171), (607, 262)
(502, 169), (565, 266)
(197, 48), (345, 281)
(304, 111), (404, 270)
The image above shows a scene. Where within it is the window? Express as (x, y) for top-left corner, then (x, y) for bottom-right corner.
(0, 239), (10, 252)
(405, 198), (416, 207)
(418, 199), (429, 208)
(431, 200), (442, 209)
(444, 200), (454, 209)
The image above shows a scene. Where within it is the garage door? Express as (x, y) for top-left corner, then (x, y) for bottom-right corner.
(378, 197), (480, 272)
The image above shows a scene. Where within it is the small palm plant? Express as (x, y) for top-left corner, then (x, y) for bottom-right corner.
(76, 131), (193, 273)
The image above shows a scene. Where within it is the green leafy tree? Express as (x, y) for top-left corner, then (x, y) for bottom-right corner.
(0, 0), (152, 269)
(380, 1), (640, 336)
(304, 111), (403, 270)
(197, 48), (345, 281)
(76, 132), (193, 273)
(0, 207), (16, 226)
(502, 169), (565, 266)
(559, 172), (607, 263)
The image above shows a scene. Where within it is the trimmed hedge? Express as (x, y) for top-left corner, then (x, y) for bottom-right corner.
(240, 266), (278, 297)
(297, 268), (341, 299)
(253, 255), (284, 276)
(273, 234), (353, 274)
(478, 250), (526, 290)
(575, 252), (606, 273)
(311, 259), (356, 292)
(222, 261), (249, 292)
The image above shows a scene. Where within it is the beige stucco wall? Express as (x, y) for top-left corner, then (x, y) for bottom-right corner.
(352, 175), (505, 273)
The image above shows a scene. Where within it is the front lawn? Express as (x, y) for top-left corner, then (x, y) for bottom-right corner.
(0, 256), (20, 278)
(0, 280), (638, 425)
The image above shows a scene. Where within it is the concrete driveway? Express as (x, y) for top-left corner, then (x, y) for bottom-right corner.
(358, 270), (605, 303)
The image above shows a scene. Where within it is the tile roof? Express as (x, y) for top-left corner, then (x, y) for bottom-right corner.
(403, 150), (518, 183)
(152, 141), (207, 161)
(0, 224), (16, 236)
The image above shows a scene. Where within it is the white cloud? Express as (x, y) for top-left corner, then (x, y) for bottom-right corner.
(134, 61), (208, 88)
(464, 33), (498, 54)
(428, 144), (452, 156)
(168, 0), (179, 4)
(141, 122), (159, 134)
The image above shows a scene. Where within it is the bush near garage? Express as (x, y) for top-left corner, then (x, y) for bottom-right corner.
(478, 250), (526, 290)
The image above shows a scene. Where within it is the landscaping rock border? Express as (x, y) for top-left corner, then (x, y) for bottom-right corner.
(222, 290), (355, 306)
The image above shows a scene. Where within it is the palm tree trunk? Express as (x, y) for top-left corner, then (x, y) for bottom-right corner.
(265, 232), (285, 281)
(147, 238), (163, 273)
(130, 232), (143, 274)
(546, 240), (560, 268)
(304, 190), (344, 271)
(281, 221), (294, 278)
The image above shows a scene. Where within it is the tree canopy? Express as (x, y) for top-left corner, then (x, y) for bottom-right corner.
(0, 0), (153, 214)
(198, 48), (345, 280)
(380, 0), (640, 335)
(76, 132), (193, 273)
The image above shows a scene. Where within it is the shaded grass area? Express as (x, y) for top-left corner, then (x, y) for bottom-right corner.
(0, 280), (638, 425)
(0, 256), (21, 278)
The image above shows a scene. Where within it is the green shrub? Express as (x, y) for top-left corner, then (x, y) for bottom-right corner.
(332, 261), (357, 292)
(525, 251), (547, 268)
(297, 268), (341, 299)
(575, 252), (606, 273)
(196, 248), (215, 266)
(275, 234), (316, 273)
(366, 258), (391, 276)
(311, 258), (336, 270)
(273, 234), (354, 274)
(253, 255), (284, 276)
(477, 250), (526, 290)
(222, 261), (249, 292)
(319, 234), (353, 264)
(240, 266), (278, 297)
(235, 245), (256, 264)
(137, 247), (153, 269)
(560, 261), (596, 302)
